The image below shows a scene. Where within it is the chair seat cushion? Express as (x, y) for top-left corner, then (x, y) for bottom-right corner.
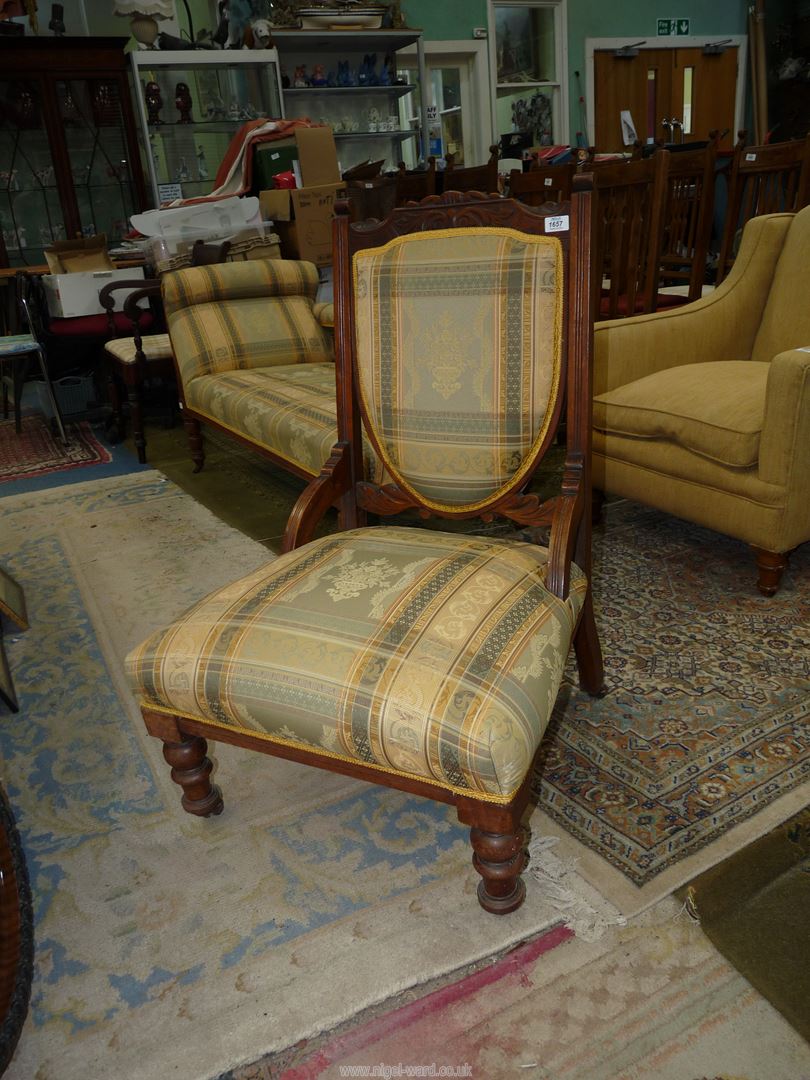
(104, 333), (173, 365)
(593, 360), (770, 467)
(185, 362), (380, 479)
(125, 528), (587, 800)
(0, 334), (37, 356)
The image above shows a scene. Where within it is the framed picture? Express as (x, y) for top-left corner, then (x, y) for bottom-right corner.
(0, 567), (28, 632)
(0, 632), (19, 713)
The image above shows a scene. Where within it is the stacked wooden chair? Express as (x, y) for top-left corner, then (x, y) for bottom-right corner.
(124, 185), (605, 915)
(717, 133), (810, 281)
(439, 145), (501, 195)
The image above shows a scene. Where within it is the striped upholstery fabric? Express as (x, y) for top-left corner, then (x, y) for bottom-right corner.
(104, 333), (173, 365)
(163, 260), (332, 386)
(353, 228), (563, 510)
(126, 528), (586, 800)
(185, 362), (381, 479)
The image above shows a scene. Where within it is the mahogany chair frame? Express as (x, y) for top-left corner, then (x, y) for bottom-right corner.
(439, 145), (501, 196)
(394, 157), (437, 205)
(509, 163), (576, 206)
(141, 185), (605, 916)
(717, 134), (810, 282)
(658, 141), (718, 302)
(593, 150), (670, 320)
(99, 240), (232, 462)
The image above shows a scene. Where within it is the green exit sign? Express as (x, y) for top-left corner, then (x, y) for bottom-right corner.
(657, 17), (690, 35)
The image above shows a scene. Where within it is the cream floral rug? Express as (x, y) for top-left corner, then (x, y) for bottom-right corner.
(0, 473), (577, 1080)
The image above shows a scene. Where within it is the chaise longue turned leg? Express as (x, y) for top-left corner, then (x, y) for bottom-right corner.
(183, 413), (205, 473)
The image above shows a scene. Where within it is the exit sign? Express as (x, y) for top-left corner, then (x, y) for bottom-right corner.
(657, 17), (690, 35)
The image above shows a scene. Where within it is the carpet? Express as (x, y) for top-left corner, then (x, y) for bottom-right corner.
(269, 897), (810, 1080)
(534, 500), (810, 914)
(0, 472), (580, 1080)
(0, 414), (111, 483)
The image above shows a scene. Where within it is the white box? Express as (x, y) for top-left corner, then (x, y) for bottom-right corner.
(42, 267), (146, 319)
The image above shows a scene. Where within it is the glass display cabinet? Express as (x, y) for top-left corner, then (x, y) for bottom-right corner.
(130, 50), (283, 206)
(273, 28), (428, 173)
(0, 38), (148, 269)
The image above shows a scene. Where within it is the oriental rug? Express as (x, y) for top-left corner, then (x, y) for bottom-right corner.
(0, 414), (111, 483)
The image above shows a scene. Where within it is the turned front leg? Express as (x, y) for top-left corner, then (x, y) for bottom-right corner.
(162, 735), (223, 817)
(469, 825), (528, 914)
(183, 413), (205, 473)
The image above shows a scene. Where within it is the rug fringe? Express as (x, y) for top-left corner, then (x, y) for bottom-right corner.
(528, 836), (627, 942)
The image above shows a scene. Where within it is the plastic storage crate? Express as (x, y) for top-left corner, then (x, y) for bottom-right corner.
(36, 374), (96, 418)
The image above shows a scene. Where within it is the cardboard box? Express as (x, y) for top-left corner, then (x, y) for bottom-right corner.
(44, 235), (114, 275)
(42, 267), (146, 319)
(257, 128), (344, 267)
(261, 184), (345, 267)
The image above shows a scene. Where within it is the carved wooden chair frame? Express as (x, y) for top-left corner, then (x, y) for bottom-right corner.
(140, 185), (605, 915)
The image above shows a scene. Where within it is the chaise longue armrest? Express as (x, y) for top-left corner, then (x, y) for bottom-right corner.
(593, 212), (795, 397)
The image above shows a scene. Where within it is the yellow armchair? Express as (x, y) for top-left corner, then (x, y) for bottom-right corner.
(592, 207), (810, 595)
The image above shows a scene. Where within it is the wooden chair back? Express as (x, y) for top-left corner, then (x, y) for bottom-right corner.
(394, 157), (436, 206)
(717, 134), (810, 281)
(658, 141), (718, 302)
(287, 185), (596, 612)
(509, 163), (575, 206)
(592, 150), (670, 320)
(440, 145), (500, 196)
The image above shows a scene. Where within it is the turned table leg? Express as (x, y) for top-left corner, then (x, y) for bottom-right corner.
(752, 547), (788, 597)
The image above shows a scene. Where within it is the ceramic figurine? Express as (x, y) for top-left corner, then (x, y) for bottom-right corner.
(228, 99), (240, 120)
(6, 83), (38, 129)
(205, 95), (226, 120)
(293, 65), (308, 88)
(249, 17), (272, 47)
(145, 82), (163, 126)
(177, 158), (190, 183)
(174, 82), (193, 123)
(16, 226), (26, 248)
(39, 224), (52, 245)
(196, 145), (208, 180)
(311, 64), (327, 86)
(91, 81), (118, 127)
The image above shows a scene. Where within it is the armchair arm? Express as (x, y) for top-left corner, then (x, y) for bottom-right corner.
(313, 301), (334, 329)
(593, 212), (794, 396)
(759, 347), (810, 490)
(98, 278), (161, 338)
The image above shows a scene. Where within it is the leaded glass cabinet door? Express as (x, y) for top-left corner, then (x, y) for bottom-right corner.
(0, 38), (147, 269)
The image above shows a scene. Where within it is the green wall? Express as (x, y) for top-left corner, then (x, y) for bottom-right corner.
(403, 0), (748, 140)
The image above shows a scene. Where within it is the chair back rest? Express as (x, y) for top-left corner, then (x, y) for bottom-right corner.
(441, 146), (500, 196)
(162, 258), (331, 384)
(509, 163), (575, 206)
(659, 142), (718, 301)
(593, 150), (670, 319)
(334, 188), (593, 517)
(718, 135), (810, 281)
(395, 158), (437, 206)
(752, 205), (810, 362)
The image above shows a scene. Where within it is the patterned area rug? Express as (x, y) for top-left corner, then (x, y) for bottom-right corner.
(0, 414), (111, 483)
(534, 500), (810, 910)
(0, 473), (573, 1080)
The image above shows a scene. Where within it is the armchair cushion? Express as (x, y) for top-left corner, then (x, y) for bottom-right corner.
(126, 527), (586, 800)
(594, 360), (770, 468)
(752, 204), (810, 363)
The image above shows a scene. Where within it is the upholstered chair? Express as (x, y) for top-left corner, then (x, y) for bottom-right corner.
(125, 187), (605, 915)
(592, 206), (810, 595)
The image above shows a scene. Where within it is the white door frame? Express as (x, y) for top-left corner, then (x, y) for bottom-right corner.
(487, 0), (569, 147)
(584, 35), (748, 148)
(399, 40), (490, 165)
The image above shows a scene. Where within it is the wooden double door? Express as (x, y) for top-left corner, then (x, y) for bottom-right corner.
(594, 46), (738, 152)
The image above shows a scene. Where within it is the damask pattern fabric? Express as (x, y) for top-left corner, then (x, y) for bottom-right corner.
(126, 528), (586, 800)
(104, 333), (173, 365)
(163, 260), (332, 384)
(353, 229), (563, 509)
(184, 363), (380, 478)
